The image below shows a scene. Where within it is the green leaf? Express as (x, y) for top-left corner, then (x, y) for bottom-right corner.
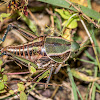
(38, 0), (100, 20)
(29, 66), (36, 74)
(0, 60), (3, 65)
(0, 81), (4, 90)
(54, 15), (61, 31)
(0, 13), (10, 22)
(55, 9), (71, 19)
(62, 18), (78, 28)
(71, 69), (99, 82)
(1, 68), (4, 72)
(0, 13), (10, 18)
(0, 89), (6, 93)
(9, 90), (14, 94)
(80, 6), (100, 20)
(81, 68), (92, 76)
(17, 83), (25, 92)
(20, 91), (27, 100)
(3, 75), (8, 82)
(38, 0), (76, 11)
(56, 9), (79, 29)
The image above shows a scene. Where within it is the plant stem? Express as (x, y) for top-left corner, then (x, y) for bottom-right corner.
(80, 17), (100, 70)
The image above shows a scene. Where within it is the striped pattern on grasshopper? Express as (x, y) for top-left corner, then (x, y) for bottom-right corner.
(0, 24), (80, 71)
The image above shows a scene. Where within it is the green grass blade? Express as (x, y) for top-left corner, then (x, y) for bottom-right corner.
(89, 25), (100, 54)
(38, 0), (76, 11)
(80, 6), (100, 20)
(94, 83), (100, 90)
(76, 87), (83, 100)
(67, 67), (78, 100)
(85, 83), (92, 100)
(78, 59), (97, 65)
(92, 67), (98, 100)
(85, 51), (96, 61)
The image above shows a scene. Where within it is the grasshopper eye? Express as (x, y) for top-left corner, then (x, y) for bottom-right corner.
(44, 37), (71, 63)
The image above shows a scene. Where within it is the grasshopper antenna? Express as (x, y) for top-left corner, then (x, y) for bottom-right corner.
(0, 24), (13, 42)
(0, 23), (37, 42)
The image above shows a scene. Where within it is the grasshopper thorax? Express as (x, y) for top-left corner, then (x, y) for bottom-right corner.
(44, 37), (71, 63)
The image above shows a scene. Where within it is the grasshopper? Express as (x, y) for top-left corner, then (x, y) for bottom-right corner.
(0, 23), (80, 74)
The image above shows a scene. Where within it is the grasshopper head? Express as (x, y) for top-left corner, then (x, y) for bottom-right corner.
(71, 41), (80, 52)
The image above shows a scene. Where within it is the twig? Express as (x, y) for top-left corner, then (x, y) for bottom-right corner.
(46, 8), (62, 24)
(89, 82), (94, 100)
(50, 7), (55, 34)
(26, 82), (52, 100)
(51, 86), (59, 99)
(7, 80), (62, 87)
(29, 91), (52, 100)
(0, 89), (18, 100)
(6, 71), (30, 75)
(0, 0), (11, 6)
(28, 9), (39, 25)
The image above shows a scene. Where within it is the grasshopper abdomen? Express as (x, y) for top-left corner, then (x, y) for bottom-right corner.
(1, 36), (49, 67)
